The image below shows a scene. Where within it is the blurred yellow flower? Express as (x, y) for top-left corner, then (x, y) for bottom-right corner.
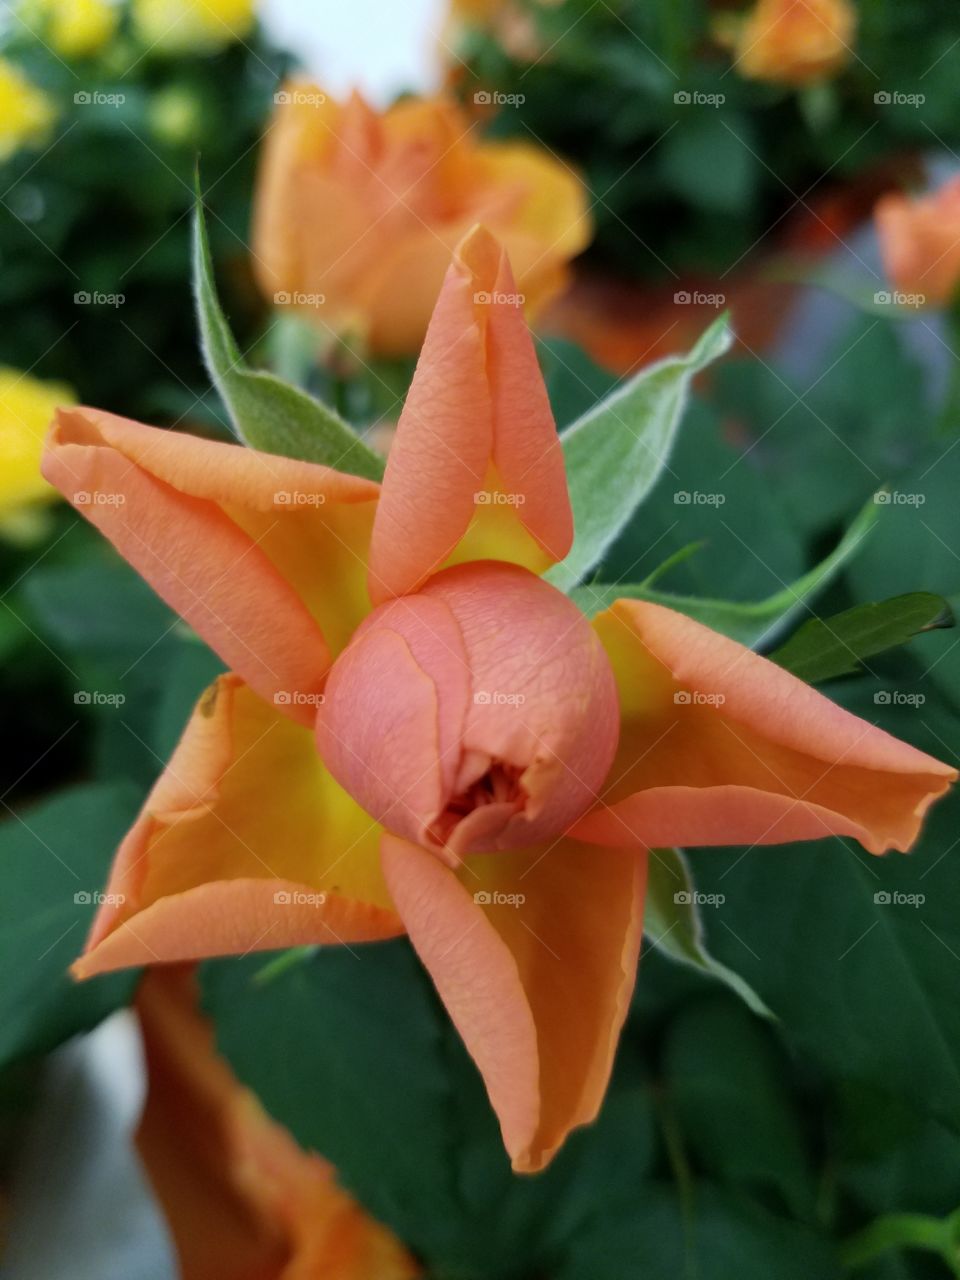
(132, 0), (255, 53)
(23, 0), (121, 58)
(0, 58), (56, 162)
(0, 367), (73, 525)
(730, 0), (856, 86)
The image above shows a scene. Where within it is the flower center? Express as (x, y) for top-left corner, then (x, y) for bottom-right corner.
(317, 562), (620, 860)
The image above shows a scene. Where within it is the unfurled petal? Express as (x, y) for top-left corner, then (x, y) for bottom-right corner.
(367, 227), (573, 602)
(136, 968), (421, 1280)
(319, 562), (619, 859)
(43, 407), (379, 722)
(572, 600), (956, 854)
(381, 834), (645, 1173)
(73, 675), (401, 979)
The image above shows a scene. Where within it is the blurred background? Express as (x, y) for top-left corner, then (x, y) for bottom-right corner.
(2, 1), (960, 1277)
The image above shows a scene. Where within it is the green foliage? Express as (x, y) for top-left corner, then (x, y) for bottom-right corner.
(455, 0), (960, 282)
(548, 315), (732, 592)
(574, 496), (879, 649)
(193, 196), (386, 479)
(202, 943), (660, 1279)
(5, 2), (960, 1272)
(0, 783), (141, 1067)
(772, 593), (955, 683)
(0, 12), (287, 420)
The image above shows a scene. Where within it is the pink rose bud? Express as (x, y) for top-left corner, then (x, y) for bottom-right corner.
(318, 562), (620, 859)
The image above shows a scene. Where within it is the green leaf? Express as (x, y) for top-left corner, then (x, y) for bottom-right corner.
(0, 783), (142, 1067)
(770, 592), (954, 684)
(547, 315), (733, 593)
(555, 1184), (841, 1280)
(202, 941), (658, 1278)
(684, 756), (960, 1150)
(664, 997), (815, 1219)
(573, 496), (878, 648)
(644, 849), (774, 1019)
(192, 193), (385, 481)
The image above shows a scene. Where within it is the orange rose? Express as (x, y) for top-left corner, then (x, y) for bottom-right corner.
(136, 967), (420, 1280)
(46, 228), (954, 1174)
(252, 85), (591, 357)
(731, 0), (856, 86)
(875, 177), (960, 308)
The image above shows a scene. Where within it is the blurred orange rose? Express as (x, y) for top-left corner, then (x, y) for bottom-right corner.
(730, 0), (856, 86)
(136, 967), (420, 1280)
(875, 176), (960, 308)
(252, 85), (592, 356)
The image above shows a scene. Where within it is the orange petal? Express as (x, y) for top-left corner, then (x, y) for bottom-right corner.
(572, 600), (956, 854)
(43, 407), (379, 722)
(381, 833), (645, 1172)
(136, 967), (421, 1280)
(74, 675), (401, 979)
(367, 226), (572, 602)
